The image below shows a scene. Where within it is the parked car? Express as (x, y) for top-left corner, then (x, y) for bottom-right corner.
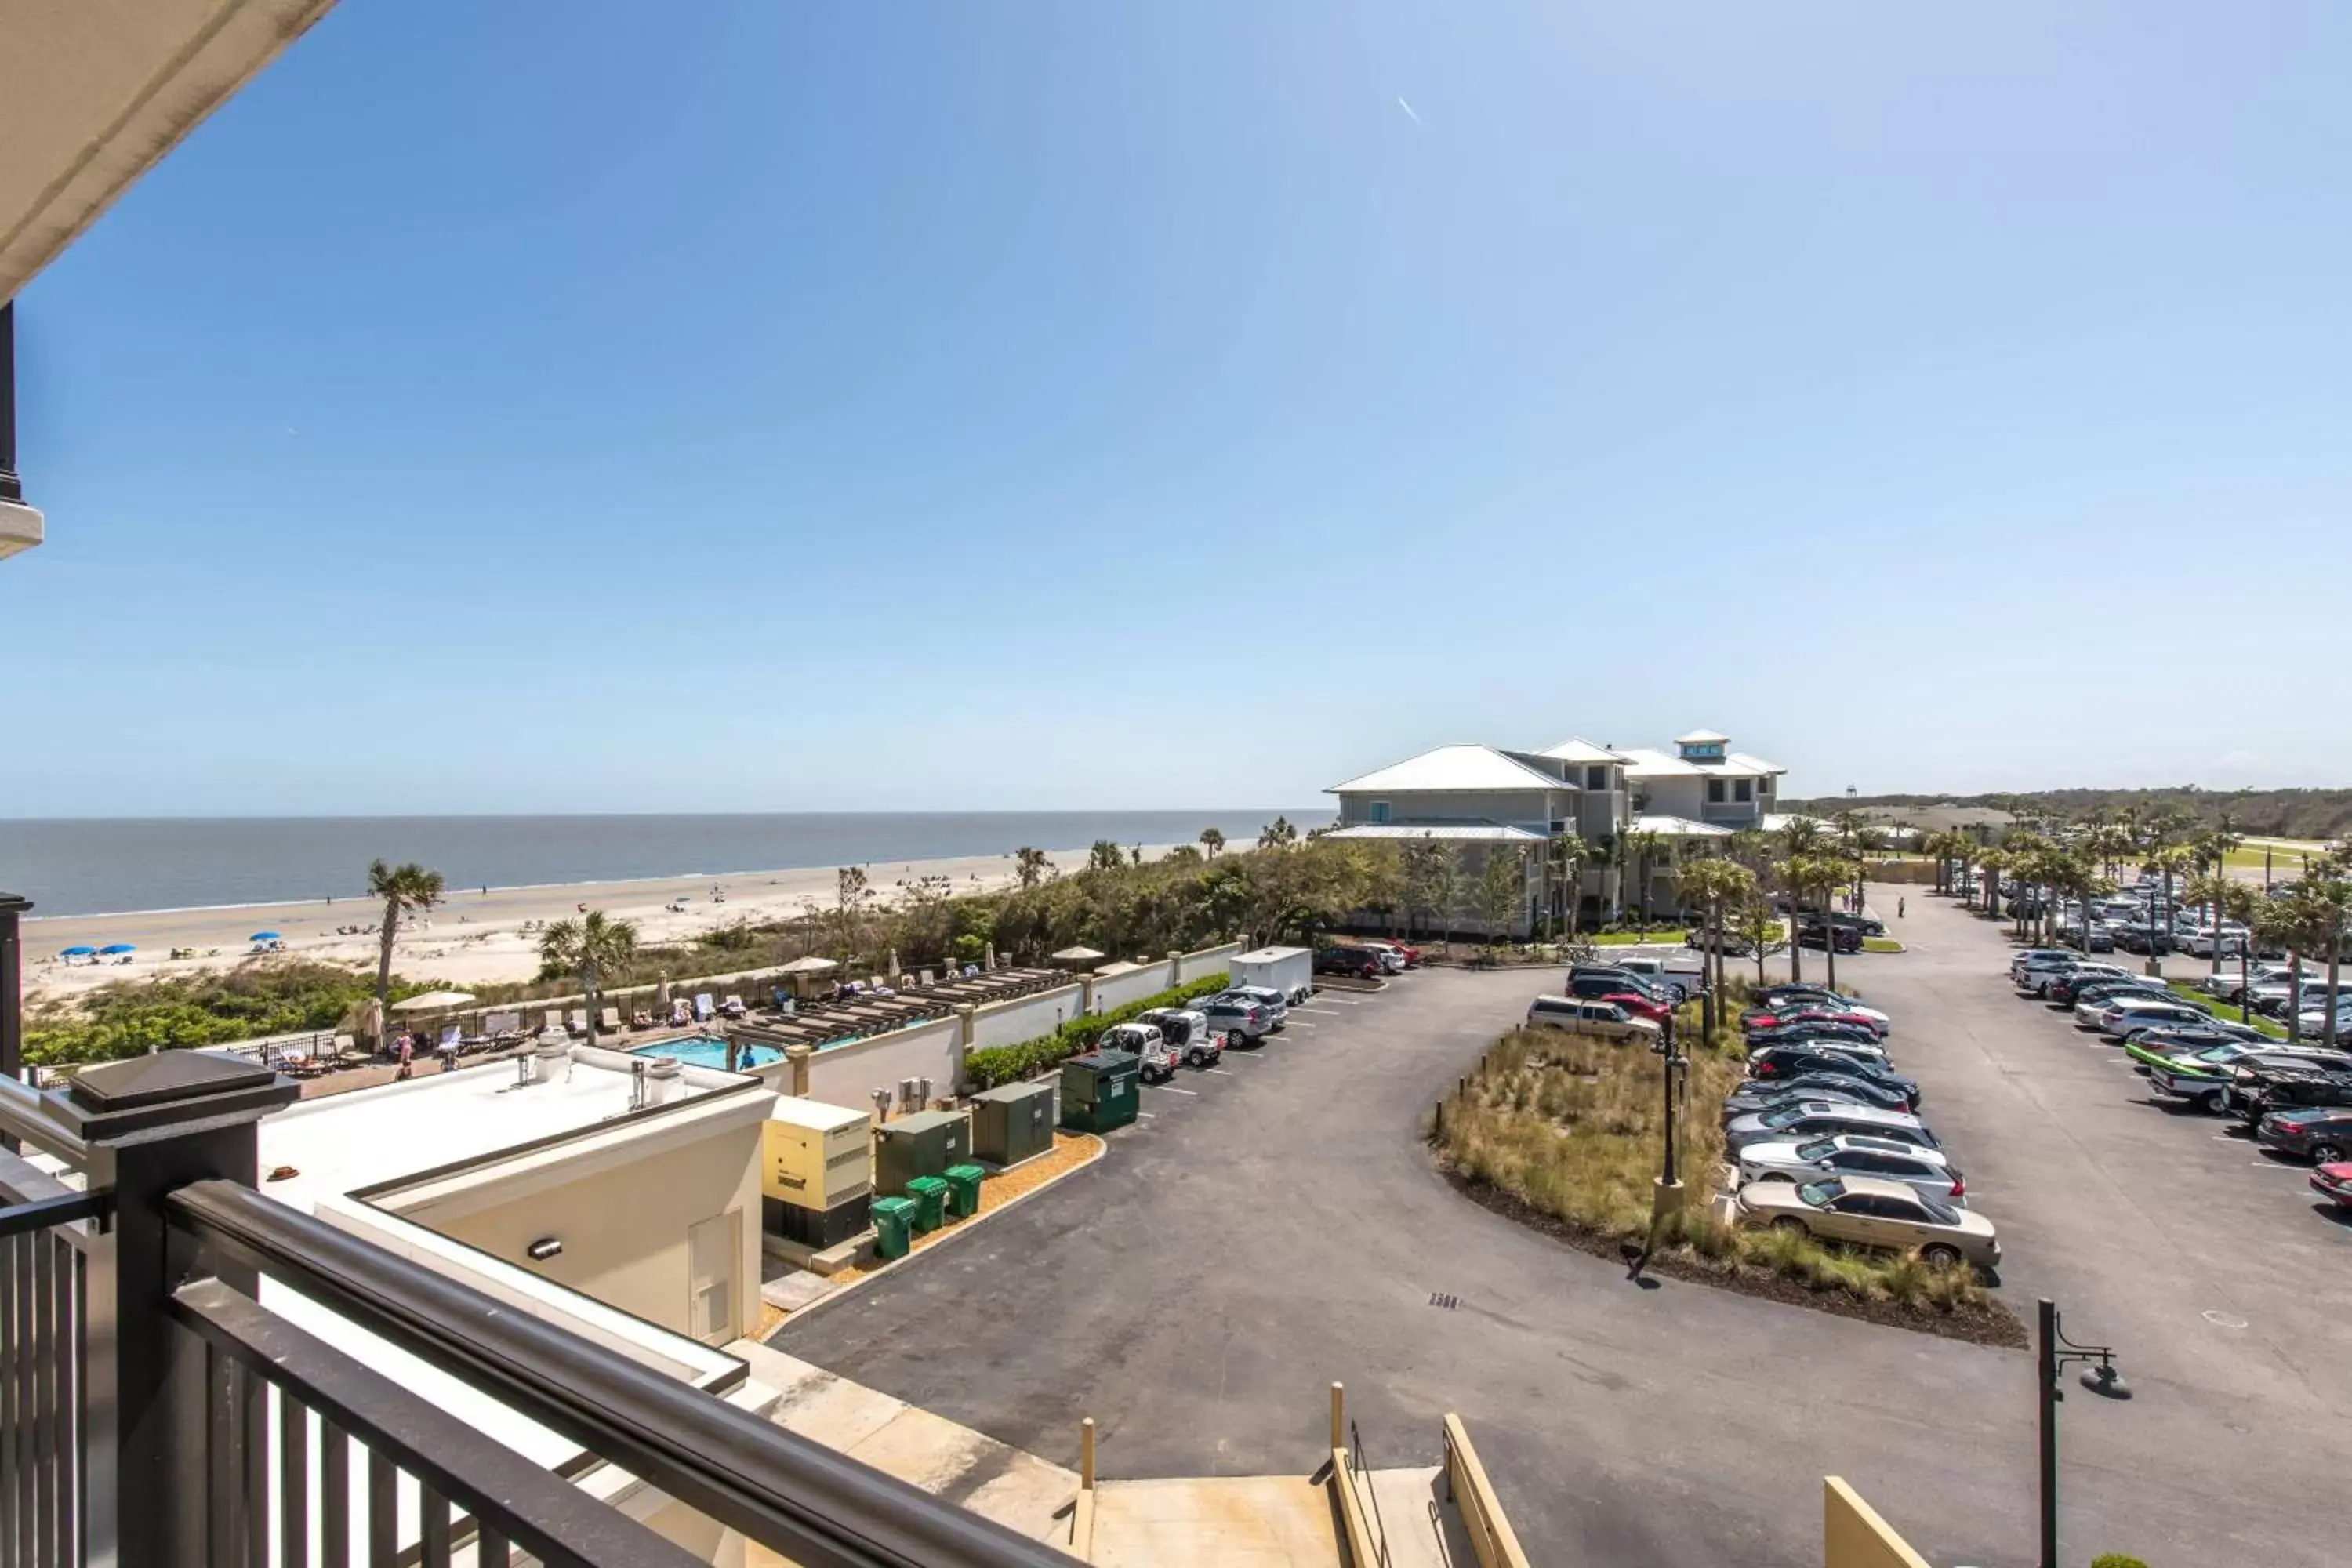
(2256, 1107), (2352, 1164)
(2310, 1161), (2352, 1210)
(1743, 1004), (1888, 1040)
(1334, 940), (1407, 973)
(1722, 1073), (1915, 1120)
(2200, 963), (2295, 1003)
(1567, 970), (1671, 1007)
(1824, 912), (1888, 938)
(1214, 985), (1289, 1029)
(1598, 989), (1672, 1024)
(1733, 1175), (1998, 1272)
(1751, 987), (1892, 1033)
(1192, 995), (1272, 1045)
(2182, 926), (2252, 958)
(2061, 924), (2118, 953)
(1597, 956), (1705, 1001)
(2146, 1049), (2352, 1113)
(1315, 947), (1382, 981)
(1525, 995), (1661, 1046)
(2227, 1058), (2352, 1120)
(1725, 1103), (1939, 1157)
(2118, 1020), (2267, 1050)
(1743, 1019), (1885, 1051)
(1748, 1046), (1917, 1101)
(2009, 949), (2080, 986)
(2089, 999), (2214, 1037)
(1737, 1134), (1965, 1204)
(1687, 926), (1767, 957)
(1099, 1022), (1181, 1083)
(1794, 921), (1864, 953)
(2048, 975), (2173, 1007)
(1135, 1007), (1224, 1066)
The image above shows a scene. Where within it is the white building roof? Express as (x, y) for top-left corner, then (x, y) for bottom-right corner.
(1537, 737), (1625, 765)
(1628, 815), (1733, 838)
(1675, 728), (1731, 746)
(1327, 745), (1568, 796)
(1323, 823), (1548, 842)
(1617, 746), (1785, 779)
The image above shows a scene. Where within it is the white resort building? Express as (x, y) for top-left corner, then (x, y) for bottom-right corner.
(1324, 728), (1791, 935)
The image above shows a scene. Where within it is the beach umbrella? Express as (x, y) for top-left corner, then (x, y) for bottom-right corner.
(984, 942), (996, 970)
(655, 973), (672, 1012)
(1050, 946), (1105, 968)
(60, 946), (96, 957)
(887, 949), (901, 980)
(390, 989), (477, 1013)
(98, 943), (136, 955)
(249, 931), (281, 942)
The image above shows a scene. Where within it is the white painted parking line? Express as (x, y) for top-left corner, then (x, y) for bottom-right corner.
(1294, 1007), (1342, 1017)
(1317, 996), (1364, 1006)
(1135, 1111), (1155, 1120)
(1157, 1086), (1199, 1096)
(1226, 1050), (1267, 1061)
(1203, 1067), (1235, 1075)
(1287, 1020), (1319, 1029)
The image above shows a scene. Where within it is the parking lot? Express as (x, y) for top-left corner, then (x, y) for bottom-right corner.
(777, 917), (2351, 1566)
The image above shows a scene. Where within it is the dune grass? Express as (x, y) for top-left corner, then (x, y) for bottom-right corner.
(1436, 1020), (1991, 1316)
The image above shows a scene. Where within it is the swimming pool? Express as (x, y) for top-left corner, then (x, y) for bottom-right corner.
(631, 1036), (782, 1072)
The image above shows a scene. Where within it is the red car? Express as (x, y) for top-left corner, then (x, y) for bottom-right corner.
(2311, 1162), (2352, 1211)
(1742, 1006), (1884, 1039)
(1600, 990), (1671, 1024)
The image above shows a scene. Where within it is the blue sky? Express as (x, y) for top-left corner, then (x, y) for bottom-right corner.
(9, 1), (2349, 815)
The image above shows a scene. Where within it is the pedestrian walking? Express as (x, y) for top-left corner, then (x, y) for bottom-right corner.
(395, 1035), (414, 1080)
(1898, 897), (1907, 920)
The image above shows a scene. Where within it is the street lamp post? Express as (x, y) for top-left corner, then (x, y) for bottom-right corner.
(2038, 1297), (2130, 1568)
(1651, 1007), (1686, 1225)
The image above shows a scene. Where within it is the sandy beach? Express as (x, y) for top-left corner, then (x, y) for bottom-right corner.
(21, 844), (1176, 1005)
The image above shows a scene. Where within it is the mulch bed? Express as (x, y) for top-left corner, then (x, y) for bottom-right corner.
(1437, 1159), (2027, 1350)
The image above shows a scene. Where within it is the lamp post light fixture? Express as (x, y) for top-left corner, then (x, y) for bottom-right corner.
(2038, 1297), (2130, 1568)
(1650, 1005), (1687, 1223)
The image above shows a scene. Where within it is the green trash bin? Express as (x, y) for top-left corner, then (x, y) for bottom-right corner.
(904, 1175), (949, 1234)
(942, 1163), (985, 1219)
(871, 1196), (916, 1260)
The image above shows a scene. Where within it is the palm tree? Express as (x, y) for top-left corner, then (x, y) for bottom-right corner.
(1679, 858), (1756, 1018)
(2142, 843), (2198, 978)
(1258, 816), (1298, 851)
(1788, 854), (1855, 989)
(1731, 895), (1784, 987)
(1014, 847), (1051, 890)
(1626, 830), (1668, 931)
(367, 859), (445, 1045)
(537, 910), (639, 1051)
(1548, 833), (1591, 939)
(2187, 873), (2262, 1014)
(1087, 840), (1127, 874)
(2299, 866), (2352, 1048)
(1199, 827), (1226, 859)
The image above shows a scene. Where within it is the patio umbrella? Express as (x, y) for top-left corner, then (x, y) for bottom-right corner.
(390, 989), (477, 1013)
(984, 942), (996, 970)
(249, 931), (281, 942)
(887, 949), (901, 980)
(60, 946), (95, 957)
(98, 943), (136, 955)
(654, 974), (672, 1013)
(1050, 945), (1105, 967)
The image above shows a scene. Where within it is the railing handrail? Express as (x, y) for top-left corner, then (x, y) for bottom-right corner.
(169, 1180), (1083, 1568)
(169, 1277), (707, 1568)
(0, 1073), (91, 1169)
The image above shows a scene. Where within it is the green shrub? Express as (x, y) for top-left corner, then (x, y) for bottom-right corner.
(2089, 1556), (2150, 1568)
(961, 974), (1231, 1090)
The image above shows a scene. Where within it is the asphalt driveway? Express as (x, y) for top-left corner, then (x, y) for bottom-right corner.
(776, 927), (2343, 1566)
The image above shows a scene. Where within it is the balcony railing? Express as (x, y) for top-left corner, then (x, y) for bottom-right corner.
(0, 1058), (1081, 1568)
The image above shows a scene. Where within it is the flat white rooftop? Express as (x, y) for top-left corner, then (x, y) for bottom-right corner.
(260, 1047), (750, 1214)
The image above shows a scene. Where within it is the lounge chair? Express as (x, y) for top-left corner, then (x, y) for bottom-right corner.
(669, 998), (693, 1027)
(541, 1008), (566, 1035)
(599, 1006), (623, 1033)
(720, 994), (746, 1019)
(630, 1008), (653, 1029)
(693, 993), (715, 1024)
(567, 1009), (589, 1037)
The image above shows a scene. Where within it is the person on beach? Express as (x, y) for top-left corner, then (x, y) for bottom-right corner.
(395, 1035), (414, 1080)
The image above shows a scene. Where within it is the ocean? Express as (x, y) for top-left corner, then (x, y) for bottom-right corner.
(0, 811), (1331, 919)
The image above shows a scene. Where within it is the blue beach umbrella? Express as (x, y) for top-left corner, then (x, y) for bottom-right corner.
(60, 946), (96, 956)
(249, 931), (281, 942)
(98, 943), (136, 955)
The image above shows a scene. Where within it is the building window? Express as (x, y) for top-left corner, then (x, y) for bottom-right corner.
(1759, 777), (1772, 796)
(1734, 779), (1751, 803)
(1369, 801), (1390, 824)
(1586, 765), (1608, 789)
(1708, 779), (1726, 804)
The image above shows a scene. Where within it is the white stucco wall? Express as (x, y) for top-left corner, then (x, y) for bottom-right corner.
(1175, 942), (1240, 985)
(967, 985), (1085, 1051)
(1092, 960), (1177, 1013)
(778, 1017), (962, 1113)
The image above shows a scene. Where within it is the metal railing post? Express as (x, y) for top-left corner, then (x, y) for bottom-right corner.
(38, 1051), (299, 1566)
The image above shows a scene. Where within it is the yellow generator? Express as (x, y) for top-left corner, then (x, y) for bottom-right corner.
(762, 1097), (874, 1248)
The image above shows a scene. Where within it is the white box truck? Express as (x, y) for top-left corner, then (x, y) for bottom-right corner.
(1229, 946), (1314, 1004)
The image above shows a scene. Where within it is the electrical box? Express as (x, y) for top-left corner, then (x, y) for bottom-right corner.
(873, 1109), (972, 1196)
(971, 1080), (1056, 1167)
(761, 1097), (873, 1211)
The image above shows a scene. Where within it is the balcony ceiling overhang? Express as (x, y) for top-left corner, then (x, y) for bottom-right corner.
(0, 0), (341, 303)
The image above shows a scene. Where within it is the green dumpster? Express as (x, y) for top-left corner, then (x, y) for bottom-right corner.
(1060, 1049), (1141, 1134)
(871, 1196), (916, 1260)
(942, 1163), (985, 1218)
(904, 1175), (949, 1233)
